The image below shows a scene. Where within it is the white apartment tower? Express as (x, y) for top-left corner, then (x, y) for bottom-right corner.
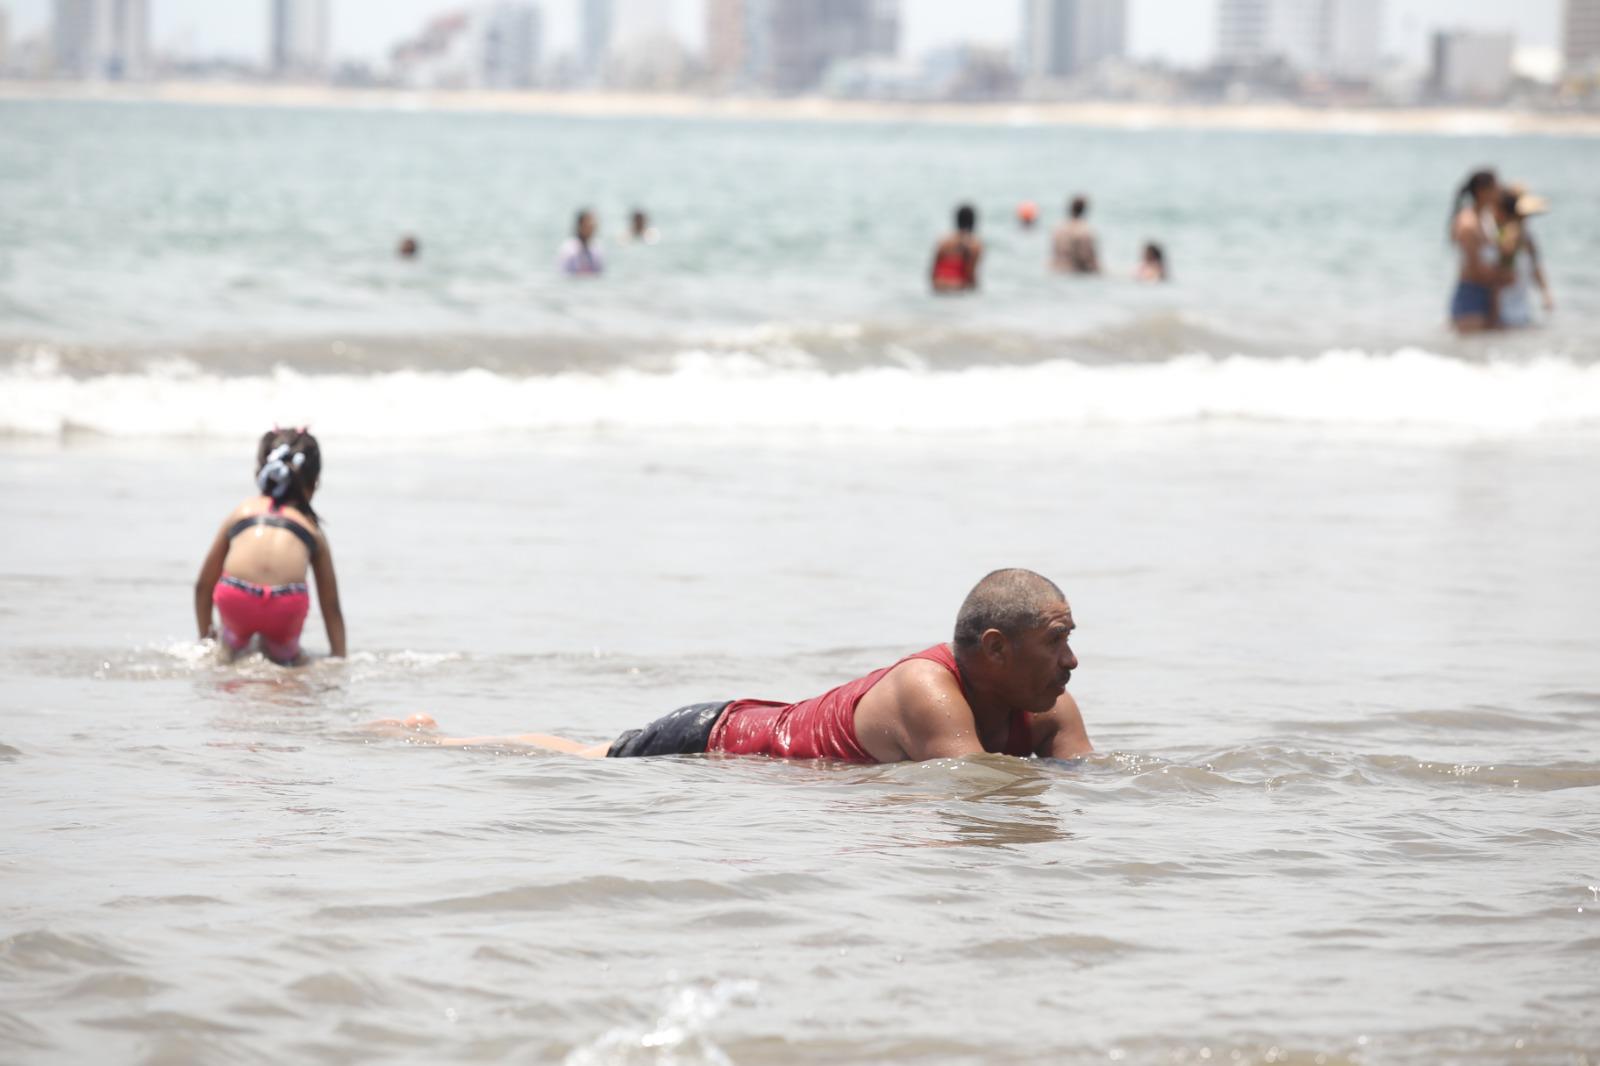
(581, 0), (612, 79)
(713, 0), (896, 94)
(1567, 0), (1600, 72)
(1431, 30), (1513, 100)
(613, 0), (673, 50)
(1019, 0), (1127, 82)
(271, 0), (329, 79)
(52, 0), (148, 80)
(1217, 0), (1382, 79)
(478, 4), (542, 89)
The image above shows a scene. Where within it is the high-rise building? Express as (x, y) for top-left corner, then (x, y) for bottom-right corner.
(753, 0), (898, 93)
(1220, 0), (1308, 67)
(604, 0), (689, 88)
(1217, 0), (1381, 78)
(1019, 0), (1126, 82)
(1430, 30), (1514, 100)
(52, 0), (91, 75)
(708, 0), (896, 92)
(707, 0), (746, 83)
(613, 0), (672, 50)
(1326, 0), (1382, 77)
(708, 0), (783, 89)
(390, 6), (544, 90)
(1567, 0), (1600, 72)
(52, 0), (148, 80)
(271, 0), (329, 79)
(581, 0), (612, 80)
(0, 7), (10, 73)
(479, 3), (542, 89)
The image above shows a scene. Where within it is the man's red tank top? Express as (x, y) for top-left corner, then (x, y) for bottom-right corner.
(706, 643), (1034, 763)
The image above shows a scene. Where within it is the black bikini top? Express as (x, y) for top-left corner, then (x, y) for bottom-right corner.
(227, 513), (319, 560)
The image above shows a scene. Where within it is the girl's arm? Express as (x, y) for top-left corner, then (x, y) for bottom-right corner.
(1529, 237), (1554, 311)
(311, 535), (347, 658)
(193, 521), (231, 640)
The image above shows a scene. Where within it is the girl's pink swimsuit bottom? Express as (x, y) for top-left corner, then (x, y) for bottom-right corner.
(214, 575), (309, 663)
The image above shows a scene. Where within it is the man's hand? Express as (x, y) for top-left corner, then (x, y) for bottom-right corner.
(1030, 691), (1092, 759)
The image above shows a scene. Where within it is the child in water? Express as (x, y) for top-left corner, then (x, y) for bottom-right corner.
(1135, 242), (1168, 283)
(193, 428), (346, 664)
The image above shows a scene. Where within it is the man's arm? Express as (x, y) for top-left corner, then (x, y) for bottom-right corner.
(1029, 691), (1093, 759)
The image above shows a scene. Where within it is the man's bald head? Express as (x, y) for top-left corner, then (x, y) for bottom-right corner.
(952, 569), (1066, 653)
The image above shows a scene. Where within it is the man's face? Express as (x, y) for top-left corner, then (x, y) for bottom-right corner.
(1005, 601), (1077, 714)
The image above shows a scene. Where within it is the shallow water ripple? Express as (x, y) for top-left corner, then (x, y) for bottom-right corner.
(5, 434), (1599, 1063)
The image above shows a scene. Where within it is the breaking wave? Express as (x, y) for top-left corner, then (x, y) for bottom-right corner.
(4, 346), (1597, 438)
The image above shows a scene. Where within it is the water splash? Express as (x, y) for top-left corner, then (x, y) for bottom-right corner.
(562, 979), (758, 1066)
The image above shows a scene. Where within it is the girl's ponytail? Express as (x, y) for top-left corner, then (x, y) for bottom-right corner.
(255, 428), (322, 526)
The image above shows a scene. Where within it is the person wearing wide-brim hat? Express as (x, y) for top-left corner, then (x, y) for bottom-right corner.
(1494, 183), (1554, 329)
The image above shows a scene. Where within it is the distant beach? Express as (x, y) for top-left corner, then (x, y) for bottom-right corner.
(5, 78), (1600, 137)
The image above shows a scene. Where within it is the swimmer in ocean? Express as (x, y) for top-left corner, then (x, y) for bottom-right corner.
(1052, 195), (1100, 275)
(558, 209), (604, 276)
(380, 569), (1089, 763)
(930, 204), (983, 293)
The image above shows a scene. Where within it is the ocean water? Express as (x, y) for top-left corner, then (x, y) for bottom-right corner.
(2, 99), (1599, 1065)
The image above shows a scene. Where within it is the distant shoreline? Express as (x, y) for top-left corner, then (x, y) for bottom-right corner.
(4, 79), (1600, 137)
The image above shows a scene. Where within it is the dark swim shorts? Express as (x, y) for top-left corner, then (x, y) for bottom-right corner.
(607, 701), (730, 758)
(1450, 281), (1492, 321)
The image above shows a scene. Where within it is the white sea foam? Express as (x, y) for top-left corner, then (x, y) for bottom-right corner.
(563, 980), (757, 1066)
(3, 348), (1598, 439)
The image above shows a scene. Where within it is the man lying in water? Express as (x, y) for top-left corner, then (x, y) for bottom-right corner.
(386, 569), (1091, 763)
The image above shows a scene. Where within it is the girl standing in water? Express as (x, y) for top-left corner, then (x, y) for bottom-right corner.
(1493, 186), (1555, 329)
(1448, 169), (1506, 333)
(193, 428), (346, 664)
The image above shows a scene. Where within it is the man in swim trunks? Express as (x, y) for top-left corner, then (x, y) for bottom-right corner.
(1052, 195), (1100, 275)
(395, 569), (1090, 763)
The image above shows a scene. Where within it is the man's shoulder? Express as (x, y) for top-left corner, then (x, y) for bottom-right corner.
(876, 654), (964, 710)
(853, 650), (973, 761)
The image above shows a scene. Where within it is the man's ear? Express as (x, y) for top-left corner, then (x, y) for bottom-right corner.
(978, 628), (1008, 662)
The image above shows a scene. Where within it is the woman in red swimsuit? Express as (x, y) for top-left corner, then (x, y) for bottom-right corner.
(193, 428), (347, 665)
(930, 203), (982, 293)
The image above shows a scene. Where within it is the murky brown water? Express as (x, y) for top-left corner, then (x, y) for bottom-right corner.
(3, 432), (1597, 1064)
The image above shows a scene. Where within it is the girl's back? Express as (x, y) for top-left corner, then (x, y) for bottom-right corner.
(194, 429), (346, 664)
(221, 496), (319, 587)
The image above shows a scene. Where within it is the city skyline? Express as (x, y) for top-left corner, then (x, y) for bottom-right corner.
(270, 0), (328, 76)
(0, 0), (1565, 70)
(1020, 0), (1129, 81)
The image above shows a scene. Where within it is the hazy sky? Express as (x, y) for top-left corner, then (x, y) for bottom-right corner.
(0, 0), (1562, 68)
